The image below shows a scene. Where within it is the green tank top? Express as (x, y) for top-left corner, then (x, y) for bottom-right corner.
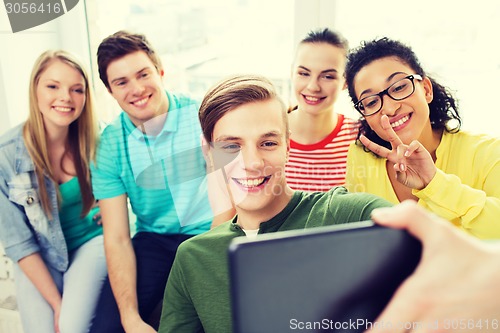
(59, 177), (102, 252)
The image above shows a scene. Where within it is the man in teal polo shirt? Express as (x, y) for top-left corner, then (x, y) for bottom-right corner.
(89, 31), (228, 333)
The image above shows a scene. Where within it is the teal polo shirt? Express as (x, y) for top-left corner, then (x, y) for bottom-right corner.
(91, 91), (212, 235)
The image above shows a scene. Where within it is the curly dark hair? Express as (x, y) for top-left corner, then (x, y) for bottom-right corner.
(345, 37), (461, 154)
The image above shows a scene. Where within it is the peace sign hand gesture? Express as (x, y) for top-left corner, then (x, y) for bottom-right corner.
(360, 115), (437, 190)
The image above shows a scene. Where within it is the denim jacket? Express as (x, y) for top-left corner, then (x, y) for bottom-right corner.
(0, 124), (68, 271)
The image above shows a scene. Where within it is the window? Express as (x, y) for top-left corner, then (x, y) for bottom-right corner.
(85, 0), (294, 123)
(1, 1), (499, 136)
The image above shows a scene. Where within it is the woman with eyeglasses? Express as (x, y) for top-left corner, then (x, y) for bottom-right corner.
(344, 37), (500, 239)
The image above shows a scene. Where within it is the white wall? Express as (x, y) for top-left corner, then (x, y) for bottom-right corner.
(294, 0), (338, 46)
(0, 62), (10, 135)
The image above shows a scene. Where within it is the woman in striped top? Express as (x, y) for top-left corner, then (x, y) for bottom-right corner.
(286, 28), (359, 192)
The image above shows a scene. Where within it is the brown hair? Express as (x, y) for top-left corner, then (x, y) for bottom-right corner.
(288, 28), (349, 113)
(199, 75), (288, 142)
(97, 30), (163, 90)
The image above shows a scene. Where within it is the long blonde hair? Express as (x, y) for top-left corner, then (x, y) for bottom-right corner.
(23, 50), (98, 218)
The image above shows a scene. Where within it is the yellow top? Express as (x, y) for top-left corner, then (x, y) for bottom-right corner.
(346, 131), (500, 239)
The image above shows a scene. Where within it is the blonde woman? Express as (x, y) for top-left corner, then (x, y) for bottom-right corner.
(0, 50), (106, 333)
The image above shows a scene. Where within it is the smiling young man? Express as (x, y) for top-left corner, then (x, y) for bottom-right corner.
(89, 31), (228, 333)
(158, 75), (392, 333)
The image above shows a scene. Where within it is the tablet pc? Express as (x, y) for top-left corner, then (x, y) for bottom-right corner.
(229, 221), (422, 333)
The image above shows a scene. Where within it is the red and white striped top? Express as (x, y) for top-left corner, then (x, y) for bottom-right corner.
(285, 114), (359, 192)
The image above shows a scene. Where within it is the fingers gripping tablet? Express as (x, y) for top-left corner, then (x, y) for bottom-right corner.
(229, 221), (422, 333)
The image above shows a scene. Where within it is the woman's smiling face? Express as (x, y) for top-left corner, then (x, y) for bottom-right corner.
(353, 56), (434, 145)
(292, 42), (346, 116)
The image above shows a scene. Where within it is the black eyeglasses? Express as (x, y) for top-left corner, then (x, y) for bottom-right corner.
(354, 74), (423, 116)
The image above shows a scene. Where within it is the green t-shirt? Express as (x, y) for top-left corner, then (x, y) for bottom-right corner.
(159, 187), (392, 333)
(59, 177), (102, 252)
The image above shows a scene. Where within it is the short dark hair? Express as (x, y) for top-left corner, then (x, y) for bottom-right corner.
(345, 37), (461, 153)
(300, 28), (348, 51)
(97, 30), (163, 90)
(199, 75), (288, 143)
